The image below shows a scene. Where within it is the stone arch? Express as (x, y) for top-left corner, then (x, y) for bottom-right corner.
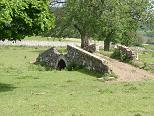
(56, 56), (67, 70)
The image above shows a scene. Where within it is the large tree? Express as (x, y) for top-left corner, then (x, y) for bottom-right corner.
(64, 0), (99, 48)
(0, 0), (55, 41)
(95, 0), (124, 51)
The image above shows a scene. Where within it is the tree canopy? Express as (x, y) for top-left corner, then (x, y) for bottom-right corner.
(0, 0), (55, 41)
(51, 0), (154, 50)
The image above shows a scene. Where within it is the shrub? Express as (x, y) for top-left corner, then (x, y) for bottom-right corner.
(111, 49), (121, 59)
(111, 49), (132, 62)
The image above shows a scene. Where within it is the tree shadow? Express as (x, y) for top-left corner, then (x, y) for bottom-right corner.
(77, 68), (108, 78)
(66, 64), (109, 78)
(0, 83), (17, 93)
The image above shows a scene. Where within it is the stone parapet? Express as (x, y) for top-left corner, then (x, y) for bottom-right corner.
(36, 45), (110, 73)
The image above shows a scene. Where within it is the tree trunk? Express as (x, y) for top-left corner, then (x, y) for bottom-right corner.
(104, 39), (110, 51)
(81, 32), (89, 48)
(73, 24), (89, 48)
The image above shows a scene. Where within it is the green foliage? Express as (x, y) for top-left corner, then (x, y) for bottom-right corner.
(111, 49), (132, 62)
(65, 0), (98, 36)
(121, 32), (145, 46)
(0, 0), (55, 41)
(111, 49), (121, 59)
(61, 0), (153, 49)
(56, 47), (67, 54)
(64, 0), (101, 47)
(98, 0), (152, 48)
(45, 6), (80, 38)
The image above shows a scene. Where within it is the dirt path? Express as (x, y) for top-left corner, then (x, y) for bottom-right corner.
(97, 53), (154, 82)
(0, 40), (81, 47)
(0, 40), (103, 49)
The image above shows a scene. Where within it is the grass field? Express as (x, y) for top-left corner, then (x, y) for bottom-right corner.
(0, 46), (154, 116)
(138, 45), (154, 72)
(143, 44), (154, 50)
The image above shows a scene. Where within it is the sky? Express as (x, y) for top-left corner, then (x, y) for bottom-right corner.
(50, 0), (65, 8)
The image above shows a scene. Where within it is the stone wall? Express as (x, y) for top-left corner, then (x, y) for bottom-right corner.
(116, 45), (138, 60)
(36, 48), (62, 68)
(36, 45), (110, 73)
(66, 45), (109, 72)
(83, 44), (96, 53)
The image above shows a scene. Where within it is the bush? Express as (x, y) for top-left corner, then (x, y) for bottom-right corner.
(111, 49), (132, 63)
(111, 49), (121, 59)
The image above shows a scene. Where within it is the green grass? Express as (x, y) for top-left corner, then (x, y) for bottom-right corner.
(139, 52), (154, 64)
(137, 45), (154, 72)
(136, 52), (154, 72)
(56, 47), (68, 54)
(131, 54), (154, 73)
(0, 46), (154, 116)
(143, 44), (154, 50)
(98, 49), (113, 57)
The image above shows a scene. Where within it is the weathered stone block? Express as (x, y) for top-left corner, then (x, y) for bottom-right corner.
(116, 45), (138, 60)
(83, 44), (96, 53)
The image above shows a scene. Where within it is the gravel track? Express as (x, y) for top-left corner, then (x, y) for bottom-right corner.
(0, 40), (81, 47)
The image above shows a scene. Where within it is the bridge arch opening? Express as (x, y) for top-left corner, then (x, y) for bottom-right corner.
(57, 59), (66, 70)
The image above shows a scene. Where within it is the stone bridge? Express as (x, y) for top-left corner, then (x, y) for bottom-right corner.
(36, 45), (110, 73)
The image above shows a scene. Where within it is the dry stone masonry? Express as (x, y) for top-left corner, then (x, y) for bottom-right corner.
(36, 45), (110, 73)
(116, 45), (138, 60)
(83, 44), (96, 53)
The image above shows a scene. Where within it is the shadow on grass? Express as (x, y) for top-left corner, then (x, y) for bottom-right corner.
(0, 83), (17, 92)
(77, 68), (108, 78)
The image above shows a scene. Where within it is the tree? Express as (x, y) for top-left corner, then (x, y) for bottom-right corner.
(96, 0), (153, 51)
(46, 3), (80, 38)
(0, 0), (55, 41)
(50, 0), (153, 50)
(119, 0), (153, 46)
(95, 0), (124, 51)
(64, 0), (99, 48)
